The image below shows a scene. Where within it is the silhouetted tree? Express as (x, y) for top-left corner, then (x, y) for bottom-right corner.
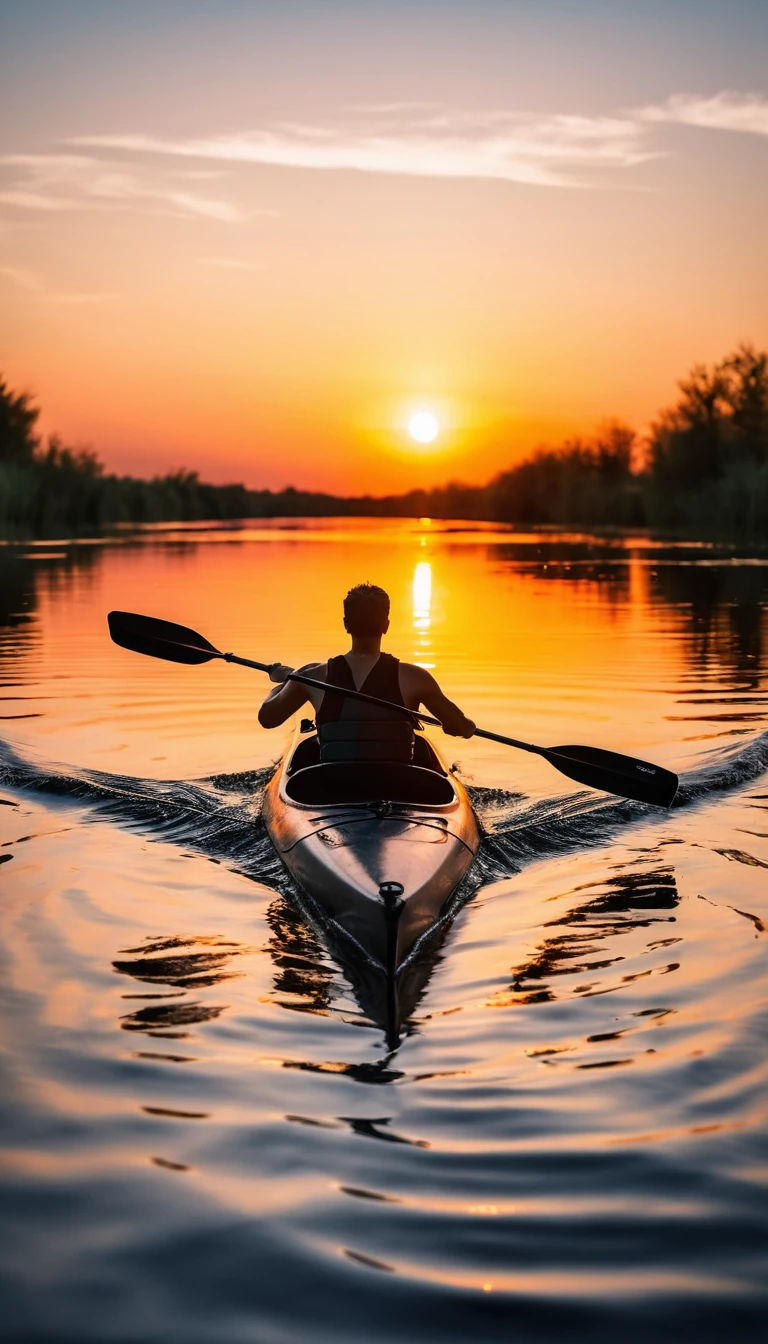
(487, 422), (639, 526)
(648, 343), (768, 485)
(645, 343), (768, 533)
(3, 348), (768, 538)
(0, 378), (39, 462)
(722, 344), (768, 465)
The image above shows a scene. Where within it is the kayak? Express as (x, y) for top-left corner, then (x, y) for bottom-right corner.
(262, 722), (481, 976)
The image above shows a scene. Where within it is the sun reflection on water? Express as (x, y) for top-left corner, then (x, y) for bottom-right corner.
(412, 559), (434, 668)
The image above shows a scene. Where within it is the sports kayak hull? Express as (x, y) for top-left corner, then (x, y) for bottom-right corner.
(262, 727), (481, 973)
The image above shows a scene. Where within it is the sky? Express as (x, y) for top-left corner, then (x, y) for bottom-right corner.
(1, 0), (767, 494)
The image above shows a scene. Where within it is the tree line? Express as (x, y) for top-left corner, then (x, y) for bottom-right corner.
(2, 343), (767, 538)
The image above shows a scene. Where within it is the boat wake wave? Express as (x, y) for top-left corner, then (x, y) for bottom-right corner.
(471, 727), (768, 880)
(2, 729), (768, 893)
(0, 741), (286, 888)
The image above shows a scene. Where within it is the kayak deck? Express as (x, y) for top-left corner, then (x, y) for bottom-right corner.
(262, 726), (481, 974)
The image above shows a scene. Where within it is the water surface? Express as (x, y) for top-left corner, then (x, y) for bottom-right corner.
(1, 519), (767, 1342)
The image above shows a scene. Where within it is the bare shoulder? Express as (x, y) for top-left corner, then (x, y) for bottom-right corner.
(294, 660), (327, 680)
(398, 661), (439, 692)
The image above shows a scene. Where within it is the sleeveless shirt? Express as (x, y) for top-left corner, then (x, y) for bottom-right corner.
(316, 653), (414, 763)
(316, 652), (404, 725)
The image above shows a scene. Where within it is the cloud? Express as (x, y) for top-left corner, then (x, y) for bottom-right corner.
(0, 264), (43, 291)
(0, 190), (81, 212)
(0, 262), (118, 303)
(640, 91), (768, 136)
(0, 153), (242, 221)
(69, 92), (768, 191)
(72, 109), (659, 189)
(4, 91), (766, 225)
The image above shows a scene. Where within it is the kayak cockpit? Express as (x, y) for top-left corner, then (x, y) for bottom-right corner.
(284, 761), (456, 806)
(283, 729), (456, 807)
(286, 728), (447, 775)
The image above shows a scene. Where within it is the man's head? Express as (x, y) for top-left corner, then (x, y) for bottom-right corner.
(343, 583), (390, 637)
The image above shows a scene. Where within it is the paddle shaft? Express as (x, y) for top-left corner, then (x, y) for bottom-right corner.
(259, 666), (674, 793)
(255, 660), (540, 752)
(161, 644), (541, 749)
(106, 612), (678, 806)
(287, 674), (544, 751)
(223, 654), (444, 725)
(187, 648), (597, 760)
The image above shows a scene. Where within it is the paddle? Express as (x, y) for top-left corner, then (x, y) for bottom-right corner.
(107, 610), (679, 808)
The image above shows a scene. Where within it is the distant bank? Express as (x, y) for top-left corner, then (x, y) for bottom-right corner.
(2, 343), (767, 540)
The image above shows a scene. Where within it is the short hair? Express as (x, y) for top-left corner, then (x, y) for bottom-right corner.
(343, 583), (390, 636)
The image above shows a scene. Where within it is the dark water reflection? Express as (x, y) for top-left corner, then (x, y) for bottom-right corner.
(494, 536), (768, 687)
(495, 863), (680, 1008)
(265, 892), (336, 1015)
(114, 935), (242, 1038)
(1, 524), (768, 1342)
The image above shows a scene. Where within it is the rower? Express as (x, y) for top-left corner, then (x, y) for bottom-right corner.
(257, 583), (475, 761)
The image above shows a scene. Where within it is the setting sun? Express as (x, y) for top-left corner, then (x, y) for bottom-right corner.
(409, 411), (440, 444)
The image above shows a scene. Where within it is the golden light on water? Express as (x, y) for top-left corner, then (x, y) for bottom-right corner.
(412, 559), (434, 669)
(413, 560), (432, 629)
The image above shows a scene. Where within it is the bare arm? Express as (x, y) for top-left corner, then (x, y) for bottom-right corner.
(257, 662), (322, 729)
(408, 666), (476, 738)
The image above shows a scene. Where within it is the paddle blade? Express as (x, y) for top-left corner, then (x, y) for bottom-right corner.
(107, 611), (220, 665)
(543, 744), (678, 808)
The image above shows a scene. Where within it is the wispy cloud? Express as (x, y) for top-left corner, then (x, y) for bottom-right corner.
(72, 109), (658, 189)
(69, 92), (768, 191)
(0, 262), (119, 303)
(0, 264), (43, 291)
(640, 91), (768, 136)
(0, 190), (80, 212)
(4, 92), (766, 224)
(0, 153), (242, 221)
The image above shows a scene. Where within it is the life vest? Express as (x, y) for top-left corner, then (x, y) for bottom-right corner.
(316, 653), (414, 764)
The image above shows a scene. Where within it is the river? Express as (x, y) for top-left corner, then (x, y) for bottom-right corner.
(1, 518), (766, 1342)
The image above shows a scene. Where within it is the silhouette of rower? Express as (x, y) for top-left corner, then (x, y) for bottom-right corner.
(258, 583), (475, 761)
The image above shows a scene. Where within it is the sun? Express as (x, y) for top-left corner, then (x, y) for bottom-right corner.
(408, 411), (439, 444)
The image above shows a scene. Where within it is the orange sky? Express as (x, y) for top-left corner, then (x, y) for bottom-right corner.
(1, 2), (768, 493)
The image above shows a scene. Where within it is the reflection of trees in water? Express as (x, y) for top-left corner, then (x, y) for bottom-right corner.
(0, 552), (38, 638)
(489, 864), (680, 1008)
(0, 546), (102, 649)
(36, 547), (101, 601)
(652, 563), (768, 688)
(493, 541), (633, 610)
(494, 539), (768, 687)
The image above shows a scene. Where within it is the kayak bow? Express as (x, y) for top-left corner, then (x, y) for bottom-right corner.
(262, 723), (480, 974)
